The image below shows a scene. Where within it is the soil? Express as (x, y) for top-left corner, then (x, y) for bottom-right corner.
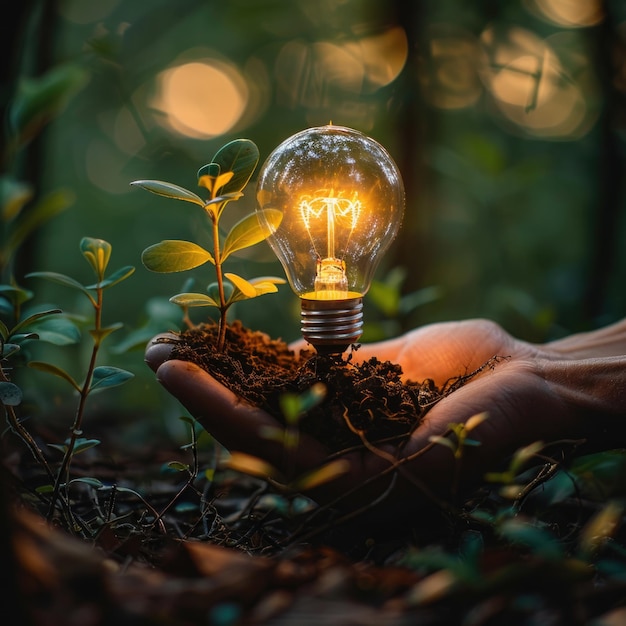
(9, 320), (626, 625)
(165, 320), (472, 453)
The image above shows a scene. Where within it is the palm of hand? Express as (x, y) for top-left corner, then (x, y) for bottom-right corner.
(146, 319), (592, 518)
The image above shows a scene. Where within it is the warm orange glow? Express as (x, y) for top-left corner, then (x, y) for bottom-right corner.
(525, 0), (604, 28)
(273, 27), (407, 124)
(152, 59), (248, 139)
(346, 26), (408, 91)
(480, 26), (597, 139)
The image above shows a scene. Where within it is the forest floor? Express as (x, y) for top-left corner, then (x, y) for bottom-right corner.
(5, 322), (626, 625)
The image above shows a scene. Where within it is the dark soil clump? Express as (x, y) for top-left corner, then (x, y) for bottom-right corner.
(166, 320), (447, 452)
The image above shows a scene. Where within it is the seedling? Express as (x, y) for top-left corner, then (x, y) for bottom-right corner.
(27, 237), (135, 522)
(131, 139), (284, 350)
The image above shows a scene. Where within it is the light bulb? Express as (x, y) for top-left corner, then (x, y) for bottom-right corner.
(256, 125), (405, 353)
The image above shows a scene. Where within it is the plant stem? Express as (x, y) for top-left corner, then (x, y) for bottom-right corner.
(2, 391), (55, 485)
(47, 287), (103, 523)
(149, 422), (200, 531)
(212, 217), (228, 351)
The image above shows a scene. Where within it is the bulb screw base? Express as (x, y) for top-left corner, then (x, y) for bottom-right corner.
(300, 296), (363, 354)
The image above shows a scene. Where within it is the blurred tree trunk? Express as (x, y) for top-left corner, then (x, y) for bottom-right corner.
(1, 0), (58, 280)
(585, 2), (626, 325)
(0, 4), (54, 623)
(389, 0), (432, 311)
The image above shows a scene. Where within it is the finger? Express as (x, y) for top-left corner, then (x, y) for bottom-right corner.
(144, 333), (180, 372)
(154, 359), (330, 475)
(352, 320), (519, 385)
(404, 364), (588, 497)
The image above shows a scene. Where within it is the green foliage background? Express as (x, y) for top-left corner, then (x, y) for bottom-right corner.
(4, 0), (626, 371)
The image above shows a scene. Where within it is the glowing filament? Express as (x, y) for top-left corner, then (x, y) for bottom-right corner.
(298, 193), (361, 296)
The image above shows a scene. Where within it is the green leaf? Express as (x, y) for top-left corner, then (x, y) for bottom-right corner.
(203, 192), (243, 221)
(2, 343), (20, 359)
(80, 237), (112, 282)
(0, 284), (33, 306)
(248, 276), (286, 296)
(279, 393), (302, 424)
(10, 308), (63, 337)
(498, 518), (563, 560)
(570, 450), (626, 500)
(50, 439), (101, 456)
(69, 477), (104, 489)
(86, 265), (135, 290)
(207, 281), (233, 304)
(169, 292), (219, 307)
(462, 438), (481, 447)
(89, 322), (124, 343)
(222, 209), (282, 261)
(226, 275), (285, 304)
(197, 169), (233, 195)
(72, 438), (101, 454)
(428, 435), (456, 453)
(130, 180), (205, 207)
(28, 361), (80, 392)
(89, 366), (134, 391)
(509, 440), (544, 475)
(279, 382), (326, 424)
(27, 316), (81, 346)
(0, 381), (22, 406)
(9, 62), (89, 143)
(26, 271), (94, 301)
(142, 240), (213, 273)
(465, 412), (489, 432)
(202, 139), (260, 196)
(225, 273), (257, 298)
(293, 459), (350, 491)
(579, 501), (623, 556)
(399, 285), (444, 316)
(258, 425), (286, 443)
(367, 280), (400, 316)
(10, 333), (38, 344)
(226, 452), (284, 482)
(0, 176), (33, 221)
(175, 502), (198, 513)
(5, 189), (73, 261)
(204, 162), (221, 178)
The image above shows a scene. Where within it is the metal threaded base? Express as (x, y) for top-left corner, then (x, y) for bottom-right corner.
(300, 297), (363, 354)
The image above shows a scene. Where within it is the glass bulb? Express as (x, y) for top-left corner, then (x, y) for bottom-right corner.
(256, 124), (405, 353)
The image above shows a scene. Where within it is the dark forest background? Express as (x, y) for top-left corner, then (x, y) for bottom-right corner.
(2, 0), (625, 419)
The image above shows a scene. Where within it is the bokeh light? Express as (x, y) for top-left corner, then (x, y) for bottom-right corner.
(273, 26), (407, 125)
(151, 57), (249, 139)
(418, 25), (484, 110)
(480, 25), (597, 139)
(525, 0), (604, 28)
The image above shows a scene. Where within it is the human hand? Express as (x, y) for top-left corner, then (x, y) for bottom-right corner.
(145, 319), (626, 522)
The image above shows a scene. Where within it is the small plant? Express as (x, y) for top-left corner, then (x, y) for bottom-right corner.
(25, 237), (135, 525)
(131, 139), (284, 350)
(0, 175), (79, 499)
